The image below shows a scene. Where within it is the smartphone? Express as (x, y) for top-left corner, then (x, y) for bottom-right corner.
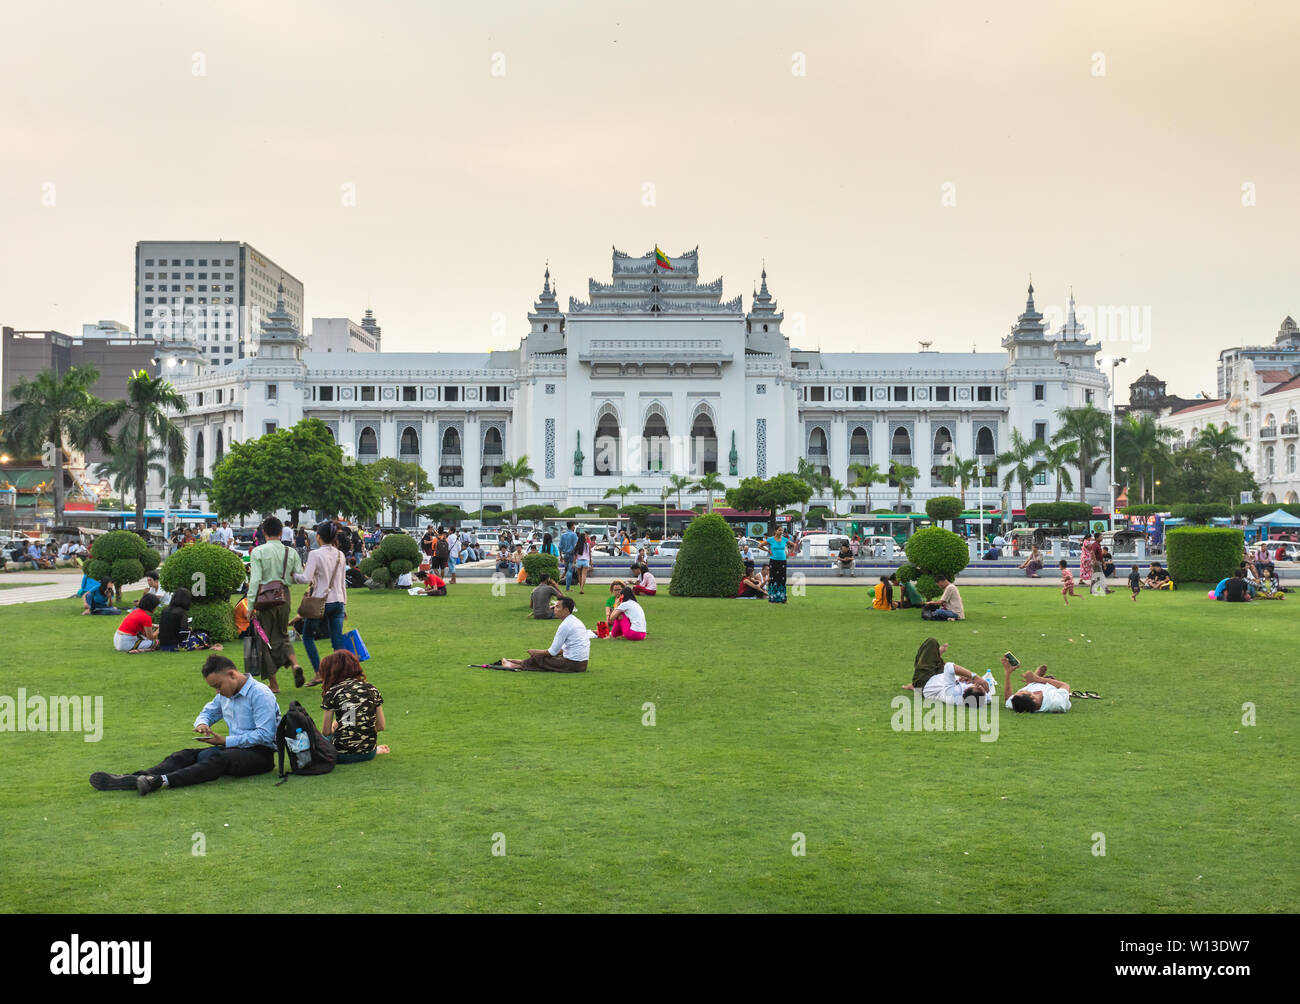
(1005, 652), (1020, 668)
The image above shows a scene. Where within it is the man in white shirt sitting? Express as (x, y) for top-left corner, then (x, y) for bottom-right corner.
(1003, 661), (1072, 713)
(921, 660), (993, 706)
(501, 597), (589, 672)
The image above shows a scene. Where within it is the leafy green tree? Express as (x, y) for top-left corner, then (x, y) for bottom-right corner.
(1051, 404), (1108, 504)
(99, 369), (188, 532)
(888, 460), (920, 511)
(1158, 447), (1257, 506)
(1195, 422), (1246, 466)
(494, 456), (541, 525)
(997, 428), (1047, 513)
(0, 365), (118, 525)
(691, 472), (726, 513)
(369, 457), (432, 525)
(725, 474), (813, 532)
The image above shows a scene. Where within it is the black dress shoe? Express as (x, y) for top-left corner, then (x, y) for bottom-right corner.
(89, 771), (136, 791)
(136, 774), (164, 797)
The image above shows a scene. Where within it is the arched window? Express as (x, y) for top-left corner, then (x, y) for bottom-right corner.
(439, 427), (463, 487)
(1266, 445), (1275, 476)
(642, 410), (670, 473)
(1287, 444), (1296, 475)
(1287, 409), (1297, 428)
(975, 426), (994, 457)
(358, 426), (378, 462)
(691, 412), (718, 475)
(849, 426), (870, 460)
(1264, 492), (1277, 504)
(1244, 413), (1251, 437)
(399, 426), (419, 458)
(1286, 491), (1299, 504)
(594, 410), (621, 476)
(482, 426), (503, 458)
(215, 429), (224, 463)
(890, 427), (911, 457)
(1265, 413), (1276, 429)
(807, 427), (828, 457)
(194, 431), (205, 478)
(442, 427), (461, 455)
(931, 426), (953, 486)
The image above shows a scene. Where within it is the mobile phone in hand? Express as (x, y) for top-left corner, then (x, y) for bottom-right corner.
(1005, 652), (1020, 668)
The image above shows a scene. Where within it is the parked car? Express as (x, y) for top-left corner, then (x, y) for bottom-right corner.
(653, 540), (682, 559)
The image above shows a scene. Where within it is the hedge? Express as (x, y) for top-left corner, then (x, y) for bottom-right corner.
(1166, 527), (1244, 583)
(1170, 503), (1231, 524)
(84, 530), (161, 586)
(159, 542), (247, 601)
(1119, 504), (1163, 517)
(668, 513), (745, 597)
(1025, 501), (1095, 524)
(522, 552), (560, 585)
(925, 496), (963, 523)
(903, 526), (969, 599)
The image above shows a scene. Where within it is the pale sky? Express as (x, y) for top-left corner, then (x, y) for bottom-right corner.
(3, 0), (1298, 398)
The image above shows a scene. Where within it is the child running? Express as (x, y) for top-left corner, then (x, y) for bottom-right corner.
(1059, 559), (1077, 605)
(1128, 564), (1141, 601)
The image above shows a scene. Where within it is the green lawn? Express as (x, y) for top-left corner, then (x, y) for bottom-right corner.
(1, 584), (1296, 913)
(0, 581), (51, 590)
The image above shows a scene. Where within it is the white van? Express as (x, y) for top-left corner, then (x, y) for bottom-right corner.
(799, 533), (850, 559)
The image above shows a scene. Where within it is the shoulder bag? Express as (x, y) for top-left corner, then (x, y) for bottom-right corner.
(298, 549), (342, 620)
(254, 543), (292, 611)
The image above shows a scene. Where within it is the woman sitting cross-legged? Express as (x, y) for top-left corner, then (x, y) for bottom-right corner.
(1019, 545), (1044, 577)
(319, 649), (389, 762)
(603, 578), (628, 625)
(736, 562), (767, 599)
(872, 574), (898, 610)
(155, 587), (223, 652)
(608, 586), (647, 640)
(115, 593), (161, 652)
(632, 563), (657, 596)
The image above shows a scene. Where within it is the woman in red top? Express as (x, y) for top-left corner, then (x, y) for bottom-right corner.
(114, 594), (161, 652)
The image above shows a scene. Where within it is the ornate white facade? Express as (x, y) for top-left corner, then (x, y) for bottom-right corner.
(157, 246), (1112, 515)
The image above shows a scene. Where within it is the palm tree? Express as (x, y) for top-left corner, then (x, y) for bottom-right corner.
(1041, 441), (1078, 503)
(1116, 414), (1180, 503)
(691, 472), (726, 513)
(888, 460), (920, 511)
(603, 482), (642, 511)
(98, 369), (188, 532)
(826, 478), (855, 515)
(0, 365), (118, 526)
(795, 458), (826, 526)
(997, 428), (1048, 513)
(660, 484), (674, 536)
(1196, 422), (1246, 466)
(493, 456), (540, 525)
(847, 462), (888, 512)
(93, 438), (168, 502)
(667, 473), (693, 509)
(1051, 404), (1108, 504)
(940, 453), (979, 507)
(169, 474), (213, 509)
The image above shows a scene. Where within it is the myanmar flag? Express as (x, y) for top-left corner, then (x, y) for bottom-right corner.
(654, 245), (673, 270)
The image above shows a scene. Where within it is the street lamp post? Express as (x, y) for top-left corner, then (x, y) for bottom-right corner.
(1108, 356), (1127, 531)
(977, 463), (986, 550)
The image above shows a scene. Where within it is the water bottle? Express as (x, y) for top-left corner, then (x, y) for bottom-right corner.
(291, 727), (311, 769)
(983, 671), (996, 691)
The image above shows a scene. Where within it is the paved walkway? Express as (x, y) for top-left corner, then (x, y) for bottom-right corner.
(0, 569), (150, 607)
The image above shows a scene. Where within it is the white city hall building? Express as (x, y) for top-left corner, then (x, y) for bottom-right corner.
(156, 245), (1112, 516)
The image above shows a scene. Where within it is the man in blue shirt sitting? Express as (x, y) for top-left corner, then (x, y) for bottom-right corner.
(558, 521), (578, 590)
(90, 655), (280, 796)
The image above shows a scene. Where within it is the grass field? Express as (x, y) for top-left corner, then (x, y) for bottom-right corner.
(1, 582), (1296, 913)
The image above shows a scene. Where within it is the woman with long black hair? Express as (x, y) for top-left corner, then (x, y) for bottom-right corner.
(765, 525), (789, 603)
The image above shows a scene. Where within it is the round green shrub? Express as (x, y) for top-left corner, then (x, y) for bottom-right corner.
(369, 565), (392, 587)
(359, 531), (422, 587)
(159, 542), (248, 601)
(379, 532), (421, 563)
(188, 600), (237, 643)
(1025, 501), (1094, 524)
(1170, 503), (1231, 524)
(925, 496), (963, 523)
(86, 530), (159, 584)
(359, 555), (378, 577)
(903, 526), (970, 583)
(389, 558), (414, 577)
(669, 513), (745, 598)
(895, 562), (917, 583)
(915, 573), (941, 600)
(522, 552), (560, 585)
(1166, 527), (1244, 583)
(110, 558), (145, 586)
(139, 548), (161, 573)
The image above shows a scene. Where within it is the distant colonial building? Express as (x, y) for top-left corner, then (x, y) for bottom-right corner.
(155, 245), (1113, 517)
(1217, 315), (1300, 398)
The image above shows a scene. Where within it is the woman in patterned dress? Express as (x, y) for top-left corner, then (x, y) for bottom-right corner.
(766, 525), (790, 603)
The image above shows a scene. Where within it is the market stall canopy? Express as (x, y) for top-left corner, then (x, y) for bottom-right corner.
(1249, 509), (1300, 527)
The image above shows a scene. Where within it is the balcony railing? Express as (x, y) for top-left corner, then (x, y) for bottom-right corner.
(1280, 423), (1298, 437)
(439, 453), (463, 466)
(1259, 426), (1278, 440)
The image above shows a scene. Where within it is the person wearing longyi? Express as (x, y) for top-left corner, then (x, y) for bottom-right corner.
(500, 597), (589, 672)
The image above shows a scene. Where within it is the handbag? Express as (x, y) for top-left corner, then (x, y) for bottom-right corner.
(297, 550), (341, 620)
(254, 544), (292, 611)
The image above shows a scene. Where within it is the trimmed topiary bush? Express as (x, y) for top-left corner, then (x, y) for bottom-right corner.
(903, 526), (969, 599)
(895, 562), (917, 584)
(1025, 501), (1095, 524)
(111, 558), (145, 587)
(925, 496), (963, 523)
(84, 530), (160, 586)
(522, 552), (560, 585)
(364, 532), (421, 587)
(669, 513), (745, 598)
(188, 599), (238, 643)
(359, 555), (379, 578)
(1170, 503), (1231, 524)
(160, 542), (247, 601)
(1166, 527), (1244, 583)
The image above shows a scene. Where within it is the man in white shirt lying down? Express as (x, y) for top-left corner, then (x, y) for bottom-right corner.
(921, 660), (994, 706)
(1003, 662), (1072, 713)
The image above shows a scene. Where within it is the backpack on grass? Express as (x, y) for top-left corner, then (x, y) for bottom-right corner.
(274, 700), (336, 784)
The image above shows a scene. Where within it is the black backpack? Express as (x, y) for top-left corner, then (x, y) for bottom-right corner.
(274, 700), (337, 783)
(436, 536), (450, 563)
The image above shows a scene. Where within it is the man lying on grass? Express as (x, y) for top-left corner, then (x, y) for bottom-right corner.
(1003, 658), (1072, 714)
(89, 654), (280, 796)
(499, 596), (589, 673)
